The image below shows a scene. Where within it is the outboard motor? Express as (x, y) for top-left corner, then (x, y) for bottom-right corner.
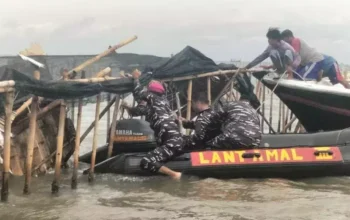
(79, 119), (157, 164)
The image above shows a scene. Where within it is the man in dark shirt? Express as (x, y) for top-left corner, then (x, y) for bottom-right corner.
(178, 93), (221, 149)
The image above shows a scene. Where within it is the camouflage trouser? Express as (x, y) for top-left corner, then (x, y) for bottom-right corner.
(140, 122), (184, 173)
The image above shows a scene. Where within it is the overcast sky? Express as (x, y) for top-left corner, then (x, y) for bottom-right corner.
(1, 0), (350, 63)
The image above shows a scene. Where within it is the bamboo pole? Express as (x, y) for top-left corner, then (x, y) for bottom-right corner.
(68, 36), (137, 76)
(186, 80), (193, 135)
(207, 77), (211, 105)
(282, 116), (297, 133)
(106, 94), (111, 138)
(68, 77), (118, 83)
(88, 94), (101, 183)
(277, 100), (282, 133)
(107, 95), (121, 158)
(269, 90), (273, 134)
(23, 69), (40, 195)
(261, 85), (266, 133)
(51, 72), (68, 194)
(282, 103), (285, 133)
(80, 96), (117, 143)
(71, 71), (86, 189)
(162, 69), (270, 82)
(175, 92), (183, 132)
(1, 91), (14, 202)
(95, 67), (112, 78)
(0, 80), (15, 88)
(0, 87), (15, 93)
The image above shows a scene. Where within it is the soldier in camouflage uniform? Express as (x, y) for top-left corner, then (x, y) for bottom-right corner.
(178, 93), (221, 149)
(122, 72), (183, 180)
(206, 97), (262, 149)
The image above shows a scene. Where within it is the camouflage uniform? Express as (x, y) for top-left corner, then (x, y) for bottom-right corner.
(182, 108), (221, 149)
(128, 79), (184, 173)
(206, 100), (261, 149)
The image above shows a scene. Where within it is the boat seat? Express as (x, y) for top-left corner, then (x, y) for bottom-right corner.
(259, 128), (350, 148)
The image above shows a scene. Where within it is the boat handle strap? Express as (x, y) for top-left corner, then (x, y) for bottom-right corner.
(242, 152), (261, 159)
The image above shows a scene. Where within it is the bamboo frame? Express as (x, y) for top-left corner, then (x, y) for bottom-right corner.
(1, 91), (14, 202)
(107, 95), (121, 158)
(23, 70), (40, 195)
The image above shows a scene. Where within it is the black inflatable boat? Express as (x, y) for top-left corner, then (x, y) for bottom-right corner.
(81, 119), (350, 179)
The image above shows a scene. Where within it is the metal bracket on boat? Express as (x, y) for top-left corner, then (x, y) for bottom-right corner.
(313, 150), (333, 156)
(242, 152), (261, 159)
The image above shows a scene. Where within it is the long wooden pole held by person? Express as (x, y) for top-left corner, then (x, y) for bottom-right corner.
(68, 36), (137, 77)
(51, 71), (68, 194)
(71, 71), (86, 189)
(1, 90), (14, 202)
(175, 92), (183, 132)
(107, 95), (121, 158)
(88, 93), (102, 183)
(186, 80), (193, 135)
(23, 69), (40, 195)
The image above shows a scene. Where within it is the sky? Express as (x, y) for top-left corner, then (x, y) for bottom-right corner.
(1, 0), (350, 63)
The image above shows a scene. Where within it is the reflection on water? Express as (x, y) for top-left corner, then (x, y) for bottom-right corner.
(1, 102), (350, 220)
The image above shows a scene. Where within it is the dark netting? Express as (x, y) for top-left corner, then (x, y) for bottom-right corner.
(10, 69), (152, 99)
(151, 46), (220, 79)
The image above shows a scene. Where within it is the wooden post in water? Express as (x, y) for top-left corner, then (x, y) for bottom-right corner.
(186, 80), (193, 135)
(71, 71), (85, 189)
(1, 90), (14, 202)
(207, 77), (211, 105)
(51, 71), (68, 194)
(107, 95), (121, 158)
(88, 94), (101, 183)
(23, 69), (40, 195)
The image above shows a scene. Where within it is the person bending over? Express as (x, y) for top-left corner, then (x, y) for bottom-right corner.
(245, 28), (301, 79)
(282, 29), (350, 89)
(178, 93), (221, 149)
(121, 72), (183, 180)
(206, 97), (262, 149)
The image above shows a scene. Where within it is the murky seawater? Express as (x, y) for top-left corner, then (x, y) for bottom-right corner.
(1, 99), (350, 220)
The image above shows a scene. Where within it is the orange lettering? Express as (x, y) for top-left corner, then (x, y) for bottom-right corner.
(212, 152), (222, 164)
(280, 149), (291, 161)
(291, 149), (303, 161)
(223, 151), (235, 163)
(199, 153), (210, 164)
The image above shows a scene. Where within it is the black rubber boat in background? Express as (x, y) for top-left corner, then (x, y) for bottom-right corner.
(81, 119), (350, 179)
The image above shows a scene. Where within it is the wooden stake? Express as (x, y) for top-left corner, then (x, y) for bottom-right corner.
(1, 91), (14, 202)
(207, 77), (211, 105)
(107, 95), (121, 158)
(51, 71), (68, 194)
(23, 69), (40, 195)
(88, 94), (101, 183)
(186, 80), (193, 135)
(71, 71), (86, 189)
